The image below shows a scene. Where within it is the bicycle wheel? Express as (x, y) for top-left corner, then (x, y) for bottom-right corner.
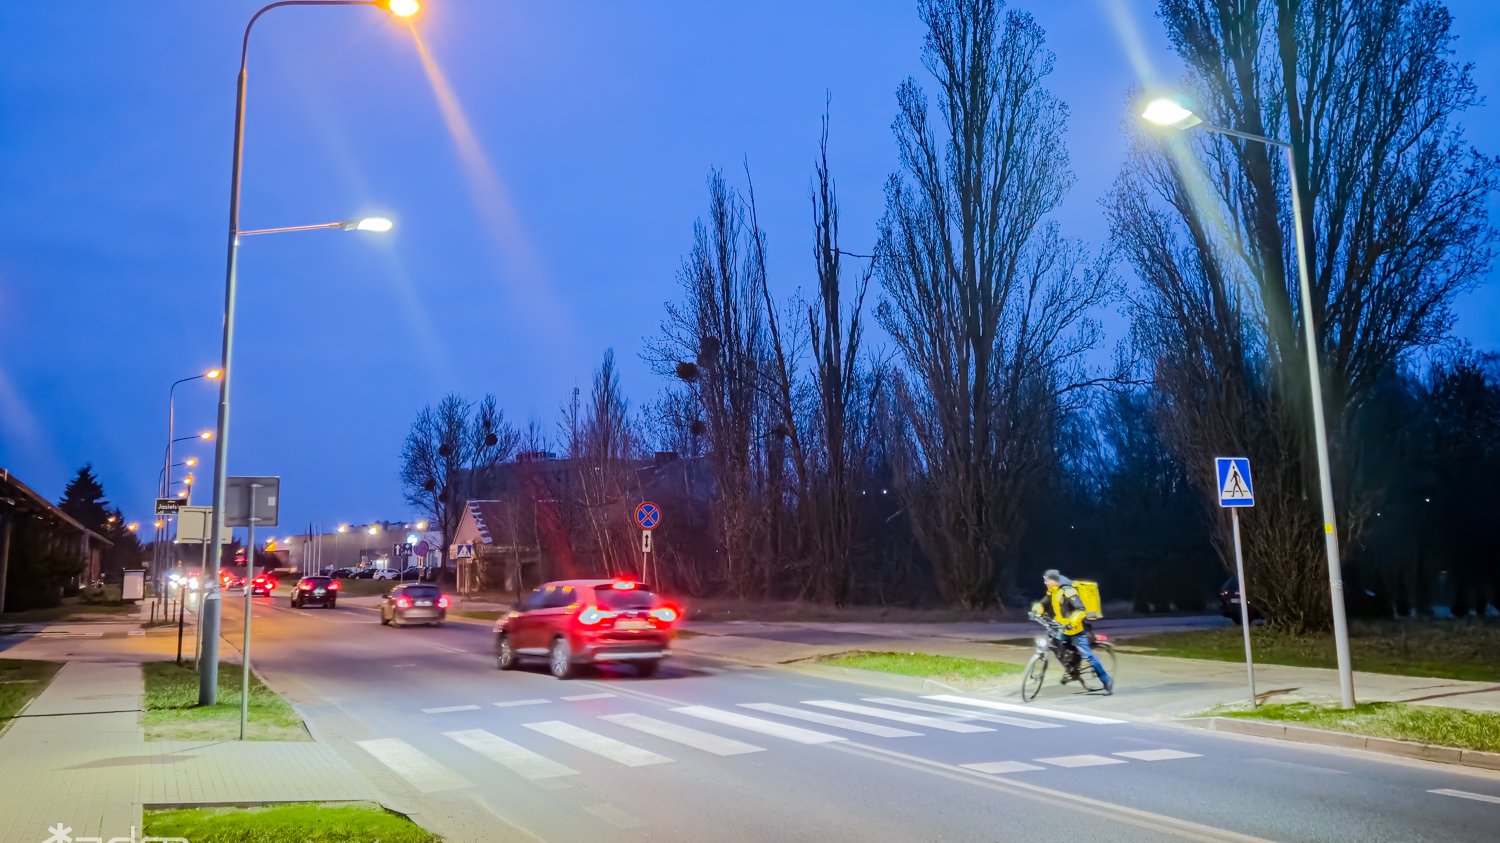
(1021, 654), (1047, 701)
(1096, 641), (1117, 681)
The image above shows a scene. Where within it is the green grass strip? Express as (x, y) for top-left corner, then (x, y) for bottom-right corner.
(1222, 701), (1500, 753)
(144, 802), (441, 843)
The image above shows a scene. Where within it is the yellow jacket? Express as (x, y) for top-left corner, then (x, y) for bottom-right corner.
(1047, 583), (1088, 636)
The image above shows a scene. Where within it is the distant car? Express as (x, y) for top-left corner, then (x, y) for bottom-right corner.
(372, 569), (400, 581)
(248, 574), (277, 597)
(329, 568), (356, 578)
(494, 578), (679, 679)
(347, 569), (377, 580)
(380, 584), (449, 627)
(1219, 577), (1263, 624)
(394, 567), (427, 582)
(291, 576), (340, 609)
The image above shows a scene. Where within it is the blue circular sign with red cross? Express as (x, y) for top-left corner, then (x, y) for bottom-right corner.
(634, 501), (661, 531)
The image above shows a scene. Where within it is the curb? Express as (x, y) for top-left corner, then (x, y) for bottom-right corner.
(1196, 716), (1500, 772)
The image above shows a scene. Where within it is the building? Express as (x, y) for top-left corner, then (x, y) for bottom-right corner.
(0, 467), (112, 612)
(283, 520), (441, 575)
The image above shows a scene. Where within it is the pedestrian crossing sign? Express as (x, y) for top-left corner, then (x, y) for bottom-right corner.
(1215, 457), (1254, 508)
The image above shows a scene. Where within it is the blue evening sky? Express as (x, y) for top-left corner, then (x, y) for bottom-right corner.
(3, 1), (1498, 536)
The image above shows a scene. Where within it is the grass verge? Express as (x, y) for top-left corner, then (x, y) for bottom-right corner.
(1125, 620), (1500, 683)
(820, 650), (1024, 682)
(1222, 701), (1500, 753)
(144, 802), (440, 843)
(0, 659), (63, 725)
(0, 599), (137, 624)
(451, 610), (505, 621)
(142, 660), (308, 742)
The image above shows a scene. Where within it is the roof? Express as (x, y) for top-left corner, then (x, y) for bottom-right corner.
(0, 468), (113, 547)
(542, 578), (650, 589)
(465, 500), (515, 546)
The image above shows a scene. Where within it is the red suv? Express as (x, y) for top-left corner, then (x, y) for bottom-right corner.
(494, 579), (679, 679)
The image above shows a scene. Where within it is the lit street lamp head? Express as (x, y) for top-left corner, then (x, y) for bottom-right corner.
(206, 369), (223, 380)
(199, 430), (214, 440)
(386, 0), (420, 18)
(185, 457), (199, 467)
(345, 216), (394, 233)
(1141, 97), (1202, 131)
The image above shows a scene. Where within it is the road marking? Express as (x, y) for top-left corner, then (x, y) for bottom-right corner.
(740, 703), (921, 738)
(862, 697), (1062, 729)
(422, 705), (481, 714)
(963, 760), (1045, 774)
(524, 720), (673, 767)
(803, 700), (992, 733)
(393, 663), (417, 668)
(355, 738), (473, 793)
(1114, 749), (1201, 762)
(493, 699), (550, 708)
(1430, 788), (1500, 806)
(673, 705), (846, 744)
(437, 645), (469, 654)
(562, 693), (617, 702)
(600, 713), (764, 756)
(443, 729), (578, 780)
(1036, 754), (1128, 768)
(924, 694), (1126, 725)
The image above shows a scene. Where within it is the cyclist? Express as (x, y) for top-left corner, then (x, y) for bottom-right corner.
(1042, 569), (1113, 694)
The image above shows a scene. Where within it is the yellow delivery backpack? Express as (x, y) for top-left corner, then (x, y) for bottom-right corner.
(1072, 579), (1103, 619)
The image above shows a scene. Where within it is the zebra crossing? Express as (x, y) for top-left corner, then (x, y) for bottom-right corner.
(356, 694), (1197, 792)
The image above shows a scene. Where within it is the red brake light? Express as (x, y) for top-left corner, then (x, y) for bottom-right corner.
(650, 607), (678, 624)
(611, 580), (637, 590)
(1095, 634), (1109, 642)
(328, 581), (340, 591)
(299, 583), (312, 591)
(395, 596), (412, 609)
(437, 595), (450, 609)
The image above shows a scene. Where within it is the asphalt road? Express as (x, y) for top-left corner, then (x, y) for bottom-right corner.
(219, 595), (1500, 843)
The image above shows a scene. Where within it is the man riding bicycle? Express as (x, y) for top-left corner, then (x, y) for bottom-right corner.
(1040, 569), (1113, 694)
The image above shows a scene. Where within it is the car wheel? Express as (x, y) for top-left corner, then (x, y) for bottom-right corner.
(635, 659), (660, 678)
(380, 612), (390, 626)
(327, 600), (336, 609)
(496, 634), (516, 670)
(549, 637), (574, 680)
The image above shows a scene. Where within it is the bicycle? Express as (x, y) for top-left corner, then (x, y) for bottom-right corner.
(1020, 611), (1116, 701)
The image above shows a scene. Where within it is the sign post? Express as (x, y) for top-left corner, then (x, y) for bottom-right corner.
(1216, 457), (1257, 708)
(634, 501), (660, 583)
(225, 476), (278, 741)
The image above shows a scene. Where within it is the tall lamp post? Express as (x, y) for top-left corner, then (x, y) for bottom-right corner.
(198, 0), (419, 707)
(157, 371), (219, 578)
(1141, 95), (1355, 709)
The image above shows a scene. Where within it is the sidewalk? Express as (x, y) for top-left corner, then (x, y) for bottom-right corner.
(0, 651), (377, 842)
(673, 622), (1500, 719)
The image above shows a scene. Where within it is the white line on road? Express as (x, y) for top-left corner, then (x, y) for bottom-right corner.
(862, 697), (1062, 730)
(1114, 749), (1201, 762)
(444, 729), (579, 780)
(355, 738), (473, 793)
(962, 760), (1045, 774)
(561, 693), (617, 702)
(1036, 754), (1128, 768)
(601, 713), (765, 756)
(437, 645), (469, 654)
(1430, 788), (1500, 806)
(493, 699), (550, 708)
(422, 705), (482, 714)
(524, 720), (673, 767)
(803, 700), (992, 733)
(673, 705), (846, 744)
(740, 703), (921, 738)
(923, 694), (1126, 725)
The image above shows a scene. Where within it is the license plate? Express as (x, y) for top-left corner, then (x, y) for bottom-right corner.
(617, 619), (648, 631)
(1230, 598), (1240, 604)
(415, 600), (432, 606)
(314, 590), (326, 596)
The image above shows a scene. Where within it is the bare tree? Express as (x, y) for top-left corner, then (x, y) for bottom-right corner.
(575, 350), (645, 578)
(876, 0), (1110, 608)
(1111, 0), (1497, 629)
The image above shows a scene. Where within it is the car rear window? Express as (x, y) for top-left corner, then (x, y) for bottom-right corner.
(404, 585), (440, 598)
(594, 586), (655, 610)
(305, 577), (331, 586)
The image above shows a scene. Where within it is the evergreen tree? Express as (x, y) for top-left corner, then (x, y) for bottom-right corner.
(58, 465), (111, 532)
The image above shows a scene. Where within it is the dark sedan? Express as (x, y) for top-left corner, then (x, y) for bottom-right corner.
(291, 576), (340, 609)
(1219, 577), (1263, 624)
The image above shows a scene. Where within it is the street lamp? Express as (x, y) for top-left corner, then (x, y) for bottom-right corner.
(157, 370), (220, 582)
(1141, 93), (1356, 709)
(198, 0), (416, 709)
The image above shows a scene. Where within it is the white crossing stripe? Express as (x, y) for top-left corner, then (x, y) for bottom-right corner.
(601, 713), (765, 756)
(862, 697), (1061, 730)
(422, 705), (481, 714)
(356, 738), (473, 792)
(803, 700), (992, 733)
(963, 761), (1046, 774)
(740, 703), (921, 738)
(1036, 754), (1128, 768)
(674, 705), (846, 744)
(924, 694), (1126, 725)
(1430, 789), (1500, 806)
(1114, 749), (1201, 762)
(444, 729), (579, 780)
(562, 693), (617, 702)
(493, 699), (550, 708)
(524, 720), (673, 767)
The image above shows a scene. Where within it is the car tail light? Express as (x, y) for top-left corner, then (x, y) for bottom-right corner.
(1095, 634), (1109, 642)
(437, 595), (450, 609)
(578, 607), (605, 625)
(611, 580), (637, 590)
(650, 607), (678, 624)
(328, 581), (340, 591)
(395, 596), (412, 609)
(300, 583), (313, 591)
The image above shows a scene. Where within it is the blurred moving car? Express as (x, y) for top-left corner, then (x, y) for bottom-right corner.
(494, 578), (679, 679)
(291, 576), (340, 609)
(380, 583), (449, 627)
(1218, 577), (1263, 624)
(249, 574), (277, 597)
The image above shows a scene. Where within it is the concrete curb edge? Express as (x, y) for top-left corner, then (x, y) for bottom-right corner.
(1198, 716), (1500, 771)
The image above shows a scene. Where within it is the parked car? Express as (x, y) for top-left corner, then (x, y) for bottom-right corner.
(1218, 577), (1263, 624)
(248, 574), (277, 597)
(290, 576), (340, 609)
(372, 569), (401, 581)
(394, 567), (427, 582)
(494, 578), (679, 679)
(347, 569), (377, 580)
(379, 584), (449, 627)
(328, 568), (356, 578)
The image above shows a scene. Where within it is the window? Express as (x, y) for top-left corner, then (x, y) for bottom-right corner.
(522, 588), (548, 611)
(405, 585), (440, 598)
(543, 586), (575, 609)
(595, 587), (655, 611)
